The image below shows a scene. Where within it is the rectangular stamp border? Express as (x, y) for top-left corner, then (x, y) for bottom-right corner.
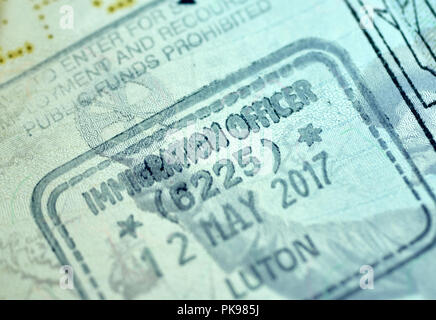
(31, 37), (436, 299)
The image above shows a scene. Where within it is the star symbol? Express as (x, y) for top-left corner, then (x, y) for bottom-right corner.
(298, 123), (322, 147)
(117, 214), (143, 239)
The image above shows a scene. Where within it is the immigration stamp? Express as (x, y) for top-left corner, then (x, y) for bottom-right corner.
(31, 38), (436, 300)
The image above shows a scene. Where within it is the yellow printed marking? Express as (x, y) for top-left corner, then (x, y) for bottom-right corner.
(92, 0), (103, 7)
(25, 42), (34, 54)
(0, 42), (35, 66)
(0, 0), (139, 67)
(106, 0), (136, 14)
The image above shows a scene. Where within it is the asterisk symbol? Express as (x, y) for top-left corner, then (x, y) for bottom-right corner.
(117, 214), (143, 239)
(298, 123), (322, 147)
